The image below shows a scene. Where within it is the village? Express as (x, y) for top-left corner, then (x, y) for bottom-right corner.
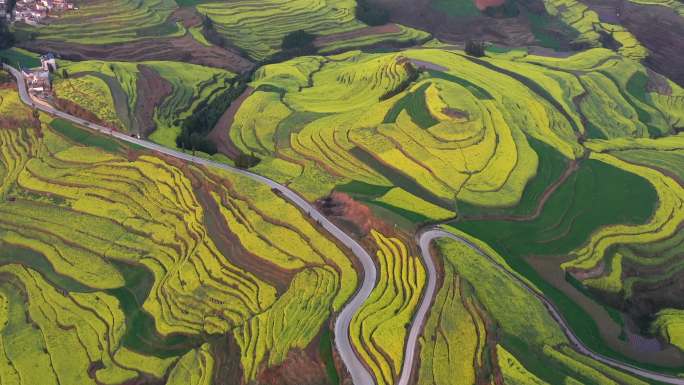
(0, 0), (75, 25)
(22, 52), (56, 97)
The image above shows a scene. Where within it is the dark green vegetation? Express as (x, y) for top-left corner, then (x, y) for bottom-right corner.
(454, 159), (657, 257)
(0, 48), (40, 69)
(3, 1), (684, 383)
(457, 137), (570, 218)
(356, 0), (390, 26)
(49, 119), (124, 153)
(465, 40), (487, 57)
(0, 20), (14, 50)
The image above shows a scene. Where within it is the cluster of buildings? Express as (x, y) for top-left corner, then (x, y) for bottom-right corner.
(5, 0), (75, 25)
(23, 53), (57, 97)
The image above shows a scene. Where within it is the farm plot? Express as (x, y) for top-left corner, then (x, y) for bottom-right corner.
(417, 229), (652, 385)
(227, 47), (682, 215)
(540, 0), (648, 59)
(55, 59), (237, 147)
(195, 0), (428, 61)
(350, 231), (426, 385)
(0, 98), (356, 381)
(53, 74), (124, 129)
(16, 0), (182, 45)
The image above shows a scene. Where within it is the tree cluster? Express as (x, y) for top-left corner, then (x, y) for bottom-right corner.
(465, 40), (486, 57)
(234, 153), (261, 169)
(176, 77), (248, 155)
(356, 0), (390, 26)
(201, 16), (228, 48)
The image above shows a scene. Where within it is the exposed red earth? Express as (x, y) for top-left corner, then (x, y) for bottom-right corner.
(475, 0), (507, 10)
(206, 87), (254, 158)
(135, 65), (173, 137)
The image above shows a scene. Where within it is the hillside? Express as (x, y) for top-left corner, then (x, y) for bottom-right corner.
(1, 0), (683, 384)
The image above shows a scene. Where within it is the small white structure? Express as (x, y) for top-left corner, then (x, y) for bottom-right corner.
(23, 69), (51, 95)
(40, 53), (56, 72)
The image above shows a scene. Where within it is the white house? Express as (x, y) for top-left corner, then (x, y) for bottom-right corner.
(40, 53), (56, 72)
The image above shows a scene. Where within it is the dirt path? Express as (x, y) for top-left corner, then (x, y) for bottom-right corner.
(206, 87), (254, 158)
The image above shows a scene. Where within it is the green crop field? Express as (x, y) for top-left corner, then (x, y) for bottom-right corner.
(0, 86), (357, 381)
(195, 0), (428, 61)
(16, 0), (182, 44)
(55, 59), (236, 146)
(225, 47), (683, 218)
(351, 231), (425, 385)
(3, 2), (684, 384)
(419, 229), (653, 385)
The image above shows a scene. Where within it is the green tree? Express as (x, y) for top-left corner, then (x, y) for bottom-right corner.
(465, 40), (486, 57)
(281, 30), (316, 51)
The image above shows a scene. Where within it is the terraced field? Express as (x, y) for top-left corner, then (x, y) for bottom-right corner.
(418, 229), (656, 385)
(3, 1), (684, 381)
(0, 85), (356, 382)
(350, 231), (425, 385)
(227, 47), (683, 217)
(54, 59), (237, 147)
(195, 0), (429, 60)
(16, 0), (182, 44)
(541, 0), (648, 59)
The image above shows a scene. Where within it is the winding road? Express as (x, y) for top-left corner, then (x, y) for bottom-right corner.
(3, 64), (376, 385)
(5, 63), (684, 385)
(421, 229), (684, 385)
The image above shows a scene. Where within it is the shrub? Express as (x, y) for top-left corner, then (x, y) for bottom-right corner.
(235, 153), (261, 169)
(465, 40), (486, 57)
(281, 30), (316, 51)
(201, 15), (229, 48)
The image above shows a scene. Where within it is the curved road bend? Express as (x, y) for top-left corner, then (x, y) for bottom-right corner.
(4, 64), (375, 385)
(8, 64), (682, 385)
(420, 229), (684, 385)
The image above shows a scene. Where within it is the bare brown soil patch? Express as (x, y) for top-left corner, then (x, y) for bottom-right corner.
(206, 87), (254, 158)
(19, 35), (254, 73)
(314, 23), (402, 47)
(582, 0), (684, 86)
(135, 65), (173, 138)
(443, 107), (469, 119)
(257, 349), (329, 385)
(527, 254), (684, 366)
(212, 334), (244, 385)
(317, 192), (393, 238)
(475, 0), (506, 10)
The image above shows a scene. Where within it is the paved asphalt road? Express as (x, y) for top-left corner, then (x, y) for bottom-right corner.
(4, 64), (376, 385)
(7, 64), (684, 385)
(420, 229), (684, 385)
